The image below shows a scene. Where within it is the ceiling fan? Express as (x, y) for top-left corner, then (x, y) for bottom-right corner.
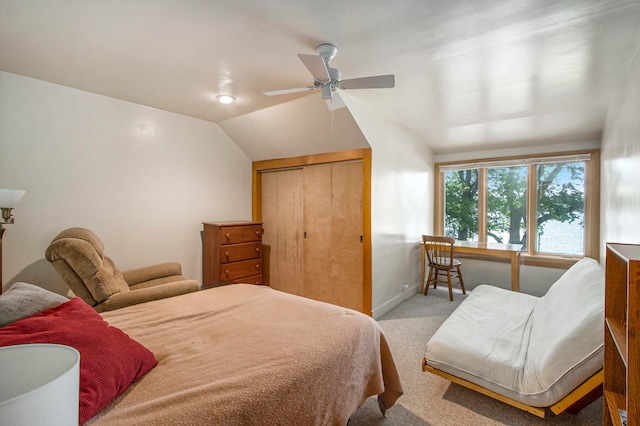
(262, 43), (395, 110)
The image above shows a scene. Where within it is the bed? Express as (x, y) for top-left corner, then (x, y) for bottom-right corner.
(422, 257), (604, 418)
(0, 282), (403, 425)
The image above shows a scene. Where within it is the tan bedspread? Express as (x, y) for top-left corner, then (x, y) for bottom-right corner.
(90, 284), (403, 425)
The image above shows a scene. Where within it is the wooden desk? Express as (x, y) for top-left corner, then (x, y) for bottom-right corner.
(420, 241), (523, 293)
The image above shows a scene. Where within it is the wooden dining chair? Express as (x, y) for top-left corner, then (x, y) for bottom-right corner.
(422, 235), (466, 301)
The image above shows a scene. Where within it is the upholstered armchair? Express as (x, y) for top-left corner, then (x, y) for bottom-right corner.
(45, 227), (200, 312)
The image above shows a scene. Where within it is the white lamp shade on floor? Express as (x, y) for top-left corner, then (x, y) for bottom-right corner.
(0, 344), (80, 425)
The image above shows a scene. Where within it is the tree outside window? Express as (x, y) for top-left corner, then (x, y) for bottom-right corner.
(444, 169), (478, 241)
(536, 162), (585, 255)
(487, 166), (528, 245)
(443, 159), (586, 256)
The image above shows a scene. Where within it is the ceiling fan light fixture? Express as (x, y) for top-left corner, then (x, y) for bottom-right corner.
(262, 43), (395, 109)
(216, 94), (236, 104)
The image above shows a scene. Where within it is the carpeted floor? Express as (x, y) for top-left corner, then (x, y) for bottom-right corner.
(348, 287), (602, 426)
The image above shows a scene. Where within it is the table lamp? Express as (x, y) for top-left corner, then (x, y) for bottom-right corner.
(0, 188), (25, 294)
(0, 344), (80, 425)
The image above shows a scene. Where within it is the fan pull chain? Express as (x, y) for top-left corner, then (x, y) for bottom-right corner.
(331, 108), (334, 131)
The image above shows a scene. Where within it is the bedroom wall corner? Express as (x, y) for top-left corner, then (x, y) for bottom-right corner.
(601, 46), (640, 258)
(342, 94), (434, 319)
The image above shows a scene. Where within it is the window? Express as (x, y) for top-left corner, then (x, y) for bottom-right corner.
(444, 169), (478, 241)
(436, 150), (599, 265)
(487, 166), (528, 246)
(535, 161), (585, 255)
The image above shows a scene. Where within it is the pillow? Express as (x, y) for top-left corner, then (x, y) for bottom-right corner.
(0, 282), (68, 327)
(525, 257), (605, 392)
(0, 297), (157, 424)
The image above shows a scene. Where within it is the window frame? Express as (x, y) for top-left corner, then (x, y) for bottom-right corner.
(434, 149), (600, 268)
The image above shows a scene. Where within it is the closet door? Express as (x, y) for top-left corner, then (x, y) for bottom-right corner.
(303, 162), (363, 311)
(260, 169), (304, 295)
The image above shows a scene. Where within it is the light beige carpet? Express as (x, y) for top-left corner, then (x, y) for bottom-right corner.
(349, 287), (602, 426)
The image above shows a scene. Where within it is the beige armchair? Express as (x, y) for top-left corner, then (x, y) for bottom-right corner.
(45, 227), (200, 312)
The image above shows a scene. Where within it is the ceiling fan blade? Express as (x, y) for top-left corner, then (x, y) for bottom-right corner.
(297, 53), (331, 82)
(262, 86), (317, 96)
(326, 91), (346, 111)
(340, 74), (395, 90)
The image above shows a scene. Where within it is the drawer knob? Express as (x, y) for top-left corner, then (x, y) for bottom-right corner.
(255, 230), (260, 235)
(225, 251), (230, 257)
(255, 247), (260, 253)
(225, 269), (230, 275)
(255, 264), (260, 269)
(225, 233), (231, 239)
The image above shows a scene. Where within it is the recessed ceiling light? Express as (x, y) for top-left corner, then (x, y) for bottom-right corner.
(216, 95), (236, 104)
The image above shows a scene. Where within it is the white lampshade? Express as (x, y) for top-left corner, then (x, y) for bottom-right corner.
(0, 189), (26, 208)
(0, 344), (80, 425)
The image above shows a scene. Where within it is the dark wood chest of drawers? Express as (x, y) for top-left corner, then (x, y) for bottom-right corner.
(202, 221), (263, 286)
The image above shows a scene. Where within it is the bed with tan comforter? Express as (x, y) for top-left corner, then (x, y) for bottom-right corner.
(89, 284), (403, 425)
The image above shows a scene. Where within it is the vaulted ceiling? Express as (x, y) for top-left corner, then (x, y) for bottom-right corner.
(1, 0), (639, 155)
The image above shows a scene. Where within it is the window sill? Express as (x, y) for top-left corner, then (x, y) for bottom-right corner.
(454, 252), (582, 269)
(520, 254), (582, 269)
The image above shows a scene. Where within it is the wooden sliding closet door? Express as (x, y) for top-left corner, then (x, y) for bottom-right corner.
(260, 161), (363, 312)
(260, 169), (304, 295)
(304, 162), (363, 312)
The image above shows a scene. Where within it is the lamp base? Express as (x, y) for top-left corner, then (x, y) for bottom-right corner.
(1, 208), (15, 224)
(0, 226), (3, 294)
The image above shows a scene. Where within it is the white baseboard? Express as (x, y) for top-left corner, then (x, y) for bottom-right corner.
(372, 284), (419, 319)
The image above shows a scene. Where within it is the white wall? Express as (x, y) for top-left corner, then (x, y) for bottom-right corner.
(601, 47), (640, 253)
(0, 72), (252, 295)
(219, 94), (369, 161)
(342, 94), (434, 318)
(454, 259), (566, 297)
